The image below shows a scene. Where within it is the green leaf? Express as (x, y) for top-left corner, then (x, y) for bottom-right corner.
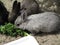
(0, 23), (29, 36)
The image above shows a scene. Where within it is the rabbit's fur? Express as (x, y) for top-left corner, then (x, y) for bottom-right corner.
(0, 1), (8, 25)
(15, 12), (60, 34)
(8, 1), (20, 23)
(8, 0), (40, 23)
(20, 0), (40, 16)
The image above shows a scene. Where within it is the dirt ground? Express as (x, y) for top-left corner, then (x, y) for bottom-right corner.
(0, 0), (60, 45)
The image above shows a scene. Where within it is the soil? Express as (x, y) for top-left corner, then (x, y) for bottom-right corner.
(0, 0), (60, 45)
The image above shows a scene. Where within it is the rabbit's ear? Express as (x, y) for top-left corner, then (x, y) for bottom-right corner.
(23, 13), (26, 20)
(22, 11), (27, 20)
(13, 0), (17, 10)
(16, 2), (21, 15)
(17, 2), (21, 10)
(12, 1), (21, 14)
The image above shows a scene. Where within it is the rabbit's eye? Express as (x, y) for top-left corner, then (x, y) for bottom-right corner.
(22, 8), (26, 10)
(17, 22), (22, 26)
(17, 24), (20, 26)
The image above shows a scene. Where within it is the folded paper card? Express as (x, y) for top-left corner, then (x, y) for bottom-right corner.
(4, 35), (39, 45)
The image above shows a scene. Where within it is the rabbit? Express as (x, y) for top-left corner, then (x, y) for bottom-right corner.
(20, 0), (40, 17)
(8, 0), (41, 23)
(15, 12), (60, 34)
(0, 1), (9, 25)
(8, 0), (21, 23)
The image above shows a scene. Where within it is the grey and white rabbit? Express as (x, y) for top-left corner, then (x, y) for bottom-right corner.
(15, 12), (60, 34)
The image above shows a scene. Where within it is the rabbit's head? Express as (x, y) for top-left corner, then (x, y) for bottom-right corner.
(15, 10), (27, 26)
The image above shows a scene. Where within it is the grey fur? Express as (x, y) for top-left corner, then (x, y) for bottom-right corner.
(15, 12), (60, 34)
(8, 0), (40, 23)
(20, 0), (40, 17)
(8, 1), (20, 23)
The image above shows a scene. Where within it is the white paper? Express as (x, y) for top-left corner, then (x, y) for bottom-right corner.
(4, 35), (39, 45)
